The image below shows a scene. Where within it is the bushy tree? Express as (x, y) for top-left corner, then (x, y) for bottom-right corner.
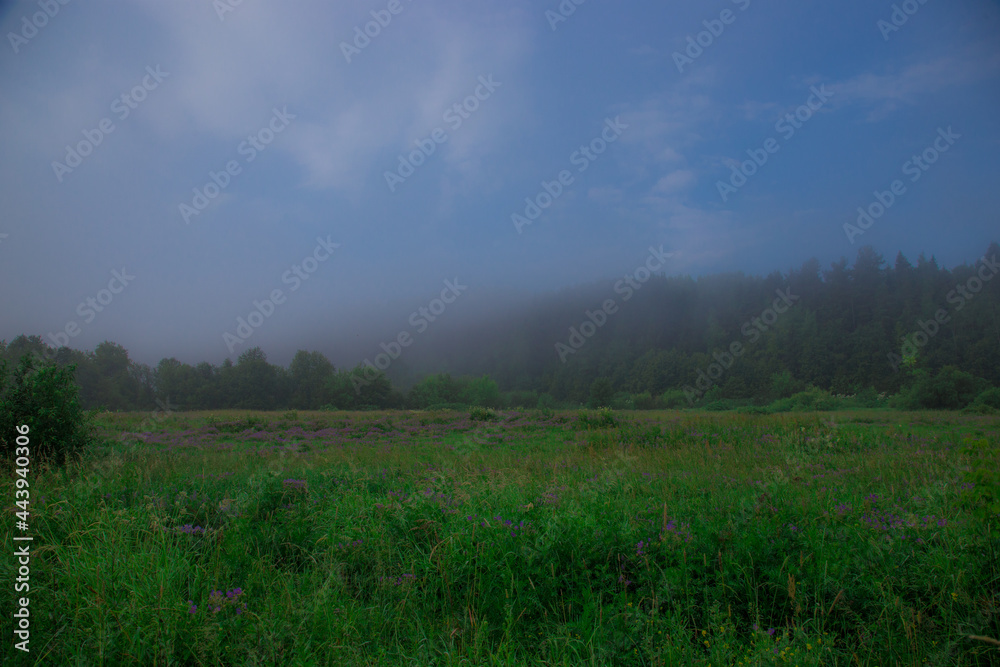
(233, 347), (278, 410)
(893, 367), (988, 410)
(588, 377), (614, 408)
(0, 355), (94, 464)
(461, 375), (500, 407)
(289, 350), (335, 409)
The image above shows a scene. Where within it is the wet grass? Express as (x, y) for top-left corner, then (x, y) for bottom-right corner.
(3, 409), (998, 665)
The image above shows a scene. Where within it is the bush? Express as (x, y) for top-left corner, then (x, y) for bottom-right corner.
(576, 407), (618, 429)
(853, 386), (884, 408)
(588, 378), (614, 409)
(770, 370), (804, 400)
(610, 392), (634, 410)
(964, 402), (999, 415)
(632, 392), (656, 410)
(892, 367), (988, 410)
(659, 390), (689, 409)
(530, 406), (555, 421)
(769, 386), (839, 412)
(0, 355), (95, 464)
(469, 406), (500, 422)
(972, 387), (1000, 410)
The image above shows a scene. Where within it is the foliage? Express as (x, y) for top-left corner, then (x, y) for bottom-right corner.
(891, 366), (989, 410)
(588, 377), (614, 408)
(4, 242), (999, 413)
(972, 387), (1000, 410)
(575, 407), (618, 429)
(13, 409), (999, 665)
(0, 355), (95, 463)
(469, 405), (500, 422)
(769, 386), (840, 412)
(659, 389), (689, 409)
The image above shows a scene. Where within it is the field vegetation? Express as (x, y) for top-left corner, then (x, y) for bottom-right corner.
(3, 406), (998, 665)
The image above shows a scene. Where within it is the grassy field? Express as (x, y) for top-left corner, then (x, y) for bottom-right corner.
(3, 408), (999, 666)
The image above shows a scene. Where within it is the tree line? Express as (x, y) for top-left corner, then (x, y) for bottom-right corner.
(2, 243), (998, 413)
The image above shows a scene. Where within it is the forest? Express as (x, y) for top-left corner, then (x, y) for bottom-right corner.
(3, 243), (999, 414)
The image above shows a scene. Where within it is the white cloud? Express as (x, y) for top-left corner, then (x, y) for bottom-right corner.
(653, 169), (695, 194)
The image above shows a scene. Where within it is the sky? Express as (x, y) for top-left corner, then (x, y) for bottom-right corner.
(1, 0), (998, 368)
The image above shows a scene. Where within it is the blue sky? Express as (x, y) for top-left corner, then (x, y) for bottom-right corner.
(1, 0), (998, 367)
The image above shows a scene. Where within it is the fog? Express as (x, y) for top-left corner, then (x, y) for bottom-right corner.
(2, 0), (999, 373)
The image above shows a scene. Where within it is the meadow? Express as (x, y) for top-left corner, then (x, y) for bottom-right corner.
(3, 408), (998, 666)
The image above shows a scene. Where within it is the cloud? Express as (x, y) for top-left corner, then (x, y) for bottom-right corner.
(653, 169), (695, 195)
(827, 50), (1000, 121)
(131, 1), (532, 193)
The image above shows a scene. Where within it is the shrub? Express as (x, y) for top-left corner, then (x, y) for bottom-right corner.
(892, 367), (988, 410)
(632, 392), (656, 410)
(469, 406), (500, 422)
(576, 407), (618, 429)
(588, 378), (614, 409)
(0, 355), (95, 464)
(769, 386), (839, 412)
(610, 392), (634, 410)
(769, 370), (804, 400)
(659, 390), (689, 409)
(972, 387), (1000, 410)
(853, 386), (884, 408)
(528, 406), (555, 421)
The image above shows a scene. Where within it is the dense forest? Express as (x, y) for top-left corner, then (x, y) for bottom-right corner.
(3, 243), (999, 413)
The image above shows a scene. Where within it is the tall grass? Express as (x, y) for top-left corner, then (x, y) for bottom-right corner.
(3, 409), (998, 665)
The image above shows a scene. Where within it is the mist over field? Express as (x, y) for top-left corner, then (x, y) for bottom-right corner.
(2, 3), (1000, 664)
(1, 0), (998, 378)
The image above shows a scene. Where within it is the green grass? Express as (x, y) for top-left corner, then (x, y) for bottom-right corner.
(3, 409), (999, 665)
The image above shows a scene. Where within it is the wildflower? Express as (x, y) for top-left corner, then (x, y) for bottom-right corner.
(282, 479), (307, 491)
